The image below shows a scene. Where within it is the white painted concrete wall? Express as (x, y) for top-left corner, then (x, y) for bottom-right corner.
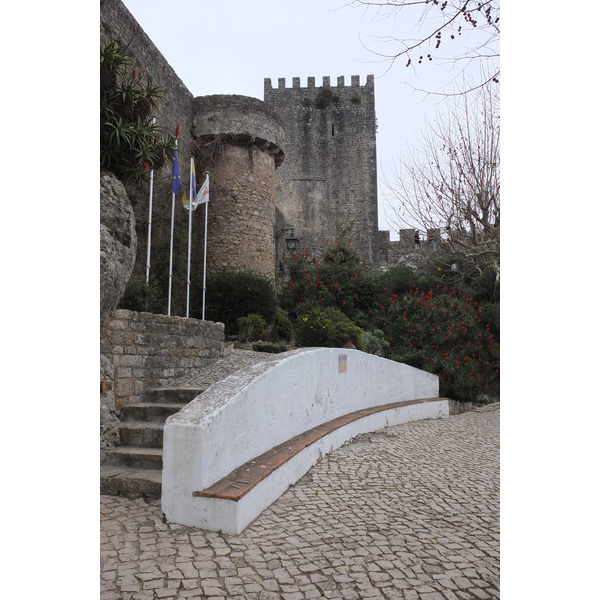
(169, 398), (448, 534)
(162, 348), (441, 531)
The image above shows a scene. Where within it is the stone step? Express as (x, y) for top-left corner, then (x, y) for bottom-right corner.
(100, 465), (162, 498)
(104, 446), (163, 470)
(142, 387), (206, 404)
(121, 402), (187, 422)
(119, 421), (165, 448)
(101, 385), (210, 499)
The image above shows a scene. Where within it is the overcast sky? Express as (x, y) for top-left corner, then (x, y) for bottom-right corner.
(121, 0), (497, 238)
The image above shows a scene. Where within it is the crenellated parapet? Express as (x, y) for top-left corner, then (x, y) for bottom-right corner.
(378, 228), (443, 270)
(265, 74), (374, 92)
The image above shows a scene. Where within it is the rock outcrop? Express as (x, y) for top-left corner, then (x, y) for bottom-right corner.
(100, 172), (137, 325)
(100, 172), (137, 459)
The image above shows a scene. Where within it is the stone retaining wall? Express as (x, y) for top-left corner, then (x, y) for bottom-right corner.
(101, 309), (225, 410)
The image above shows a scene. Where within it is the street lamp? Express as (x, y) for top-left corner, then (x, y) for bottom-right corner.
(275, 227), (300, 253)
(284, 229), (300, 252)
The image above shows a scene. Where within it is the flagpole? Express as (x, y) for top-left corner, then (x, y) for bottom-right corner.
(202, 172), (209, 321)
(168, 136), (178, 316)
(186, 157), (194, 319)
(145, 118), (156, 296)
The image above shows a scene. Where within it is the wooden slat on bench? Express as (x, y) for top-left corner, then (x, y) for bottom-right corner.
(193, 397), (441, 501)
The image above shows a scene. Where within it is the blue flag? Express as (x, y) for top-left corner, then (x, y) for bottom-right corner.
(171, 150), (182, 194)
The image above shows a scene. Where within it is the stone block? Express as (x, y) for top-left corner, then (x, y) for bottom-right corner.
(115, 378), (135, 398)
(119, 355), (143, 367)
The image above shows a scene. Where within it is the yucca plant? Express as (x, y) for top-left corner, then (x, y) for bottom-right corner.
(100, 39), (175, 184)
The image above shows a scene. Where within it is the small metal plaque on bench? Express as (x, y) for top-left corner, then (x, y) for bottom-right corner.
(338, 353), (347, 373)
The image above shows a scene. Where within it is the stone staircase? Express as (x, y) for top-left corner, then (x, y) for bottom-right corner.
(100, 386), (207, 498)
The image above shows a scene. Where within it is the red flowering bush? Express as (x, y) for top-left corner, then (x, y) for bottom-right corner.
(280, 240), (375, 325)
(279, 242), (500, 402)
(376, 284), (499, 402)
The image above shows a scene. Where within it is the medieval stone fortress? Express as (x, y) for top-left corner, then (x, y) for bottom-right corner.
(100, 0), (436, 286)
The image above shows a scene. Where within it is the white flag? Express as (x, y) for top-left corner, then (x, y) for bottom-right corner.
(189, 175), (209, 210)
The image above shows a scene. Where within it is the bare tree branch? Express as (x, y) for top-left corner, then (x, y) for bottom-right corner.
(349, 0), (500, 91)
(385, 81), (500, 286)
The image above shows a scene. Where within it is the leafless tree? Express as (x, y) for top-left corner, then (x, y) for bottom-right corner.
(385, 81), (500, 286)
(348, 0), (500, 93)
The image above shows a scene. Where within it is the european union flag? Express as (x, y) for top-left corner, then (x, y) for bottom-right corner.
(171, 150), (182, 194)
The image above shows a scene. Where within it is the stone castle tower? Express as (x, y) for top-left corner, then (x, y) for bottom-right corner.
(193, 95), (285, 280)
(264, 76), (379, 267)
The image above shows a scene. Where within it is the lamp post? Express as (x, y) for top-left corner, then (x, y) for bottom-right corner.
(274, 226), (300, 284)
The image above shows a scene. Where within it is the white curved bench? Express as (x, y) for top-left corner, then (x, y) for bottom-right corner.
(161, 348), (448, 534)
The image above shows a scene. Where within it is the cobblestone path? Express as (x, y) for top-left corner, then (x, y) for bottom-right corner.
(101, 404), (499, 599)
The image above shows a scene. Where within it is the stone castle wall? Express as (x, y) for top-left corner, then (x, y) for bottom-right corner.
(264, 76), (379, 267)
(100, 0), (197, 191)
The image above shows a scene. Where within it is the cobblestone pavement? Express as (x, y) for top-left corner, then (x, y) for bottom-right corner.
(101, 404), (499, 600)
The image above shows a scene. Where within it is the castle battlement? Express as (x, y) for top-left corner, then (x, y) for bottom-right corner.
(265, 75), (374, 92)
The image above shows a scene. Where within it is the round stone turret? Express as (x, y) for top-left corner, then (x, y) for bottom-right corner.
(193, 95), (285, 280)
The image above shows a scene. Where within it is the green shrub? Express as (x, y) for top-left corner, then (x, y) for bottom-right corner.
(280, 240), (376, 323)
(360, 329), (390, 357)
(237, 313), (267, 342)
(481, 302), (500, 339)
(252, 343), (290, 354)
(269, 308), (293, 342)
(370, 265), (416, 297)
(118, 274), (164, 314)
(294, 307), (365, 350)
(201, 270), (277, 335)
